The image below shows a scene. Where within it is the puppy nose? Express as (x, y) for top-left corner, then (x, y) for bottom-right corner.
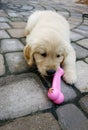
(46, 69), (56, 75)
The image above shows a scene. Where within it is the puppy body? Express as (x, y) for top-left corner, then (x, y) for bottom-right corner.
(24, 11), (77, 84)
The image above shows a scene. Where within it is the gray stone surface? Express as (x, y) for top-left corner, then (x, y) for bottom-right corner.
(76, 38), (88, 49)
(12, 17), (24, 22)
(1, 39), (24, 53)
(85, 57), (88, 63)
(73, 28), (88, 37)
(61, 81), (77, 102)
(78, 24), (88, 31)
(44, 5), (55, 11)
(10, 22), (26, 28)
(75, 61), (88, 92)
(8, 12), (21, 17)
(56, 104), (88, 130)
(70, 31), (84, 41)
(79, 95), (88, 114)
(0, 73), (52, 119)
(0, 113), (61, 130)
(21, 5), (33, 10)
(0, 10), (7, 17)
(68, 17), (81, 29)
(21, 38), (26, 45)
(0, 30), (10, 39)
(72, 43), (88, 59)
(0, 23), (10, 29)
(19, 11), (31, 17)
(8, 12), (19, 17)
(0, 17), (10, 22)
(5, 52), (29, 73)
(7, 29), (25, 38)
(69, 23), (77, 29)
(0, 54), (5, 76)
(57, 11), (69, 19)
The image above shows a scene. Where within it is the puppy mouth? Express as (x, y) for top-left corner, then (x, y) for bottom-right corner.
(47, 73), (55, 77)
(44, 74), (54, 86)
(41, 71), (55, 77)
(42, 73), (54, 77)
(46, 69), (56, 76)
(46, 74), (54, 77)
(38, 68), (56, 77)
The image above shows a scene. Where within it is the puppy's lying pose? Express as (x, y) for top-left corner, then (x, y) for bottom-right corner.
(24, 11), (77, 84)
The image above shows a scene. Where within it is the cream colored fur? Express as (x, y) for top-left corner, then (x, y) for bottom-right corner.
(24, 11), (77, 84)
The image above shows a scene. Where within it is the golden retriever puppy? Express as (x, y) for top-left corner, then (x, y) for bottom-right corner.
(24, 11), (77, 84)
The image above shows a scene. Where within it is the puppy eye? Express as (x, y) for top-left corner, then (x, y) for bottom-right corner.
(57, 54), (60, 58)
(41, 53), (47, 57)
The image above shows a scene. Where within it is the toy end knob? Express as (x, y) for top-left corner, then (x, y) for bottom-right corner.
(54, 92), (64, 104)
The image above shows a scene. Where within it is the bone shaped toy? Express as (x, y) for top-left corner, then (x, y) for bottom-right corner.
(47, 67), (64, 104)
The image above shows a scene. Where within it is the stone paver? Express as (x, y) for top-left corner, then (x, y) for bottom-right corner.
(8, 12), (21, 17)
(72, 43), (88, 59)
(7, 29), (25, 38)
(85, 57), (88, 63)
(1, 39), (24, 53)
(57, 11), (69, 19)
(21, 5), (33, 11)
(11, 17), (24, 22)
(0, 73), (52, 119)
(0, 54), (5, 76)
(10, 22), (26, 28)
(5, 52), (29, 73)
(75, 61), (88, 92)
(0, 10), (7, 17)
(61, 81), (77, 102)
(19, 11), (31, 17)
(76, 38), (88, 49)
(0, 113), (61, 130)
(79, 95), (88, 114)
(0, 17), (10, 22)
(0, 0), (88, 129)
(78, 24), (88, 31)
(69, 23), (77, 29)
(0, 23), (10, 29)
(68, 17), (81, 29)
(73, 28), (88, 37)
(0, 30), (10, 39)
(56, 104), (88, 130)
(71, 31), (84, 41)
(21, 38), (26, 45)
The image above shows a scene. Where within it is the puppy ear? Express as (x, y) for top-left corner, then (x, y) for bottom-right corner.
(24, 45), (34, 66)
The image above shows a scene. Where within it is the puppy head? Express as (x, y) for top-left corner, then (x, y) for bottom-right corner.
(24, 38), (65, 76)
(34, 47), (65, 76)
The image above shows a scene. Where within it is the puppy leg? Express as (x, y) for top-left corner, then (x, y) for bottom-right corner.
(63, 47), (77, 84)
(25, 11), (42, 36)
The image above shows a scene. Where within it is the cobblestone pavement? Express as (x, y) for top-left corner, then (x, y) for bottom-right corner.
(0, 0), (88, 130)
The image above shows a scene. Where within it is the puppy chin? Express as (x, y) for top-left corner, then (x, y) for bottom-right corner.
(40, 72), (53, 78)
(38, 68), (47, 77)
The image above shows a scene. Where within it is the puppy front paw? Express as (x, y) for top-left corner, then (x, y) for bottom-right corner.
(63, 70), (77, 85)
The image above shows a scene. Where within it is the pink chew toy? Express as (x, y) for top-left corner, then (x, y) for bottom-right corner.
(47, 67), (64, 104)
